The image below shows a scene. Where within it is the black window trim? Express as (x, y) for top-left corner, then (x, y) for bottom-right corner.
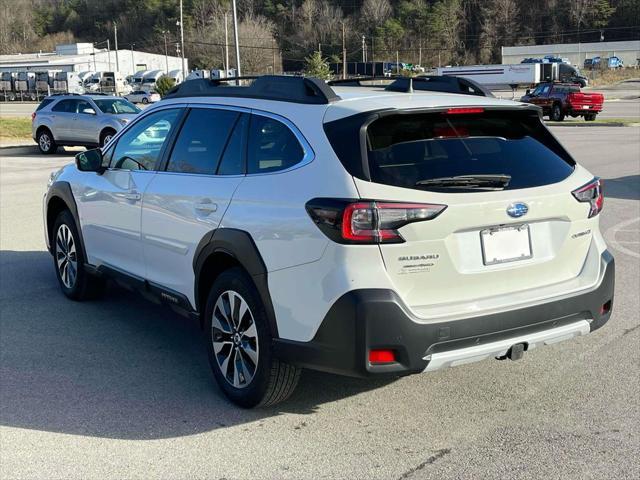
(149, 102), (314, 178)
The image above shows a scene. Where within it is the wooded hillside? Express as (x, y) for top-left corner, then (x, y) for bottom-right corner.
(1, 0), (638, 73)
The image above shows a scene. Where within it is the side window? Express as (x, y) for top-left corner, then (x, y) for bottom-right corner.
(217, 113), (248, 175)
(541, 85), (551, 94)
(51, 99), (77, 113)
(111, 109), (180, 171)
(76, 100), (95, 115)
(247, 115), (304, 174)
(166, 108), (239, 175)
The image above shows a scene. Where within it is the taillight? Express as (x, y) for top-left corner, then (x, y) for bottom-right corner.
(572, 177), (603, 218)
(306, 199), (446, 244)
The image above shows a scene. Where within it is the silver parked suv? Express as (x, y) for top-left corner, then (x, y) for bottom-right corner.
(32, 93), (141, 154)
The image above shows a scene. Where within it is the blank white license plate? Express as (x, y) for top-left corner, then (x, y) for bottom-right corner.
(480, 224), (532, 265)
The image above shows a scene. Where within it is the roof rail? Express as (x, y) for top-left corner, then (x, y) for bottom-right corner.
(328, 75), (494, 98)
(164, 75), (341, 104)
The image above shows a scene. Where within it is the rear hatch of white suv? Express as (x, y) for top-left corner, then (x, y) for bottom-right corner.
(323, 106), (604, 320)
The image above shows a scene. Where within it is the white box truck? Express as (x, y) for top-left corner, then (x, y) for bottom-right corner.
(434, 63), (587, 91)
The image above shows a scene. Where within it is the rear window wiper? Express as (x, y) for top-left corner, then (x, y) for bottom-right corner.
(416, 174), (512, 189)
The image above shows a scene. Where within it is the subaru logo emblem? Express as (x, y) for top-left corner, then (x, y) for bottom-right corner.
(507, 202), (528, 218)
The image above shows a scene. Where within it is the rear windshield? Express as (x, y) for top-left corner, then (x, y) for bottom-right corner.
(326, 110), (575, 192)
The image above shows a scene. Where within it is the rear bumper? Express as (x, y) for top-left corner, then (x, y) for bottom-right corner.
(273, 250), (615, 378)
(569, 107), (602, 115)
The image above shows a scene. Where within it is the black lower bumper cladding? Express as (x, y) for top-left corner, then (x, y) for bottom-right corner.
(273, 251), (615, 378)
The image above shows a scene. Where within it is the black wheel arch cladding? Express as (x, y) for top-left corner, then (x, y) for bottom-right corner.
(46, 181), (88, 261)
(194, 228), (279, 338)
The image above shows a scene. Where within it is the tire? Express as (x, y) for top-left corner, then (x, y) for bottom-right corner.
(37, 128), (57, 154)
(585, 113), (597, 122)
(100, 128), (116, 147)
(551, 103), (565, 122)
(204, 267), (301, 408)
(52, 210), (105, 301)
(141, 97), (149, 104)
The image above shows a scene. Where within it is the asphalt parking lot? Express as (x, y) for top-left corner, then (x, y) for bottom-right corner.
(1, 126), (639, 479)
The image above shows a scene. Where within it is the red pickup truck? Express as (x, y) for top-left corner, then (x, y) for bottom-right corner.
(520, 82), (604, 121)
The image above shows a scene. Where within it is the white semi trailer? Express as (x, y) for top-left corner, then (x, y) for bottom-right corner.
(0, 72), (16, 100)
(433, 63), (588, 91)
(53, 71), (84, 94)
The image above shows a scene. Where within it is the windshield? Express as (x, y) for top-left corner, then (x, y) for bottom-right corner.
(93, 99), (140, 115)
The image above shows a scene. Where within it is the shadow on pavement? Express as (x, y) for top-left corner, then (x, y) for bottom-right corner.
(0, 250), (394, 440)
(603, 174), (640, 201)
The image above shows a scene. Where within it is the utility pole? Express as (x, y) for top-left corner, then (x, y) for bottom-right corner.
(92, 43), (96, 71)
(396, 50), (399, 75)
(224, 12), (229, 73)
(371, 36), (374, 76)
(272, 38), (277, 74)
(179, 0), (186, 79)
(342, 22), (346, 79)
(418, 42), (422, 68)
(107, 39), (111, 71)
(131, 43), (135, 74)
(318, 43), (321, 55)
(232, 0), (241, 77)
(162, 31), (169, 73)
(114, 22), (119, 72)
(362, 35), (366, 63)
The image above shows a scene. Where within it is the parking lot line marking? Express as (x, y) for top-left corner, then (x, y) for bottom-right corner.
(605, 216), (640, 259)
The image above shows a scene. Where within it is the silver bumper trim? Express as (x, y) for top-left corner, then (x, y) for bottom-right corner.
(423, 320), (591, 372)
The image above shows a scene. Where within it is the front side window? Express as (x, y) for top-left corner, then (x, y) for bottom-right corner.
(166, 108), (239, 175)
(76, 100), (95, 115)
(247, 115), (304, 174)
(111, 109), (180, 171)
(94, 98), (140, 115)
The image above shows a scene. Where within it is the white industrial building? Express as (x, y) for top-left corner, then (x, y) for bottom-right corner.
(502, 40), (640, 67)
(0, 43), (187, 77)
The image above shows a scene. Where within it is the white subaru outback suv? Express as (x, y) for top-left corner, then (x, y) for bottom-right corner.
(43, 75), (615, 408)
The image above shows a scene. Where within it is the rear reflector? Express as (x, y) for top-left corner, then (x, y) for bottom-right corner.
(445, 107), (484, 115)
(369, 349), (396, 364)
(306, 199), (447, 244)
(600, 300), (612, 315)
(572, 177), (603, 218)
(31, 112), (36, 121)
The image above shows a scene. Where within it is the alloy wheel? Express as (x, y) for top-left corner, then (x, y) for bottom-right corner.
(211, 290), (259, 389)
(55, 224), (77, 289)
(39, 133), (51, 152)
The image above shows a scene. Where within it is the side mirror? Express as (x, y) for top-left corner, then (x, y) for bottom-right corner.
(76, 148), (104, 173)
(525, 89), (531, 95)
(82, 108), (96, 115)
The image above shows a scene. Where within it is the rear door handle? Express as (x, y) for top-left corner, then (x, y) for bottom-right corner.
(195, 202), (218, 213)
(121, 191), (141, 201)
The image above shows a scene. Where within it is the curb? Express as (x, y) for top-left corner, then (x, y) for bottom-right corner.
(0, 144), (38, 155)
